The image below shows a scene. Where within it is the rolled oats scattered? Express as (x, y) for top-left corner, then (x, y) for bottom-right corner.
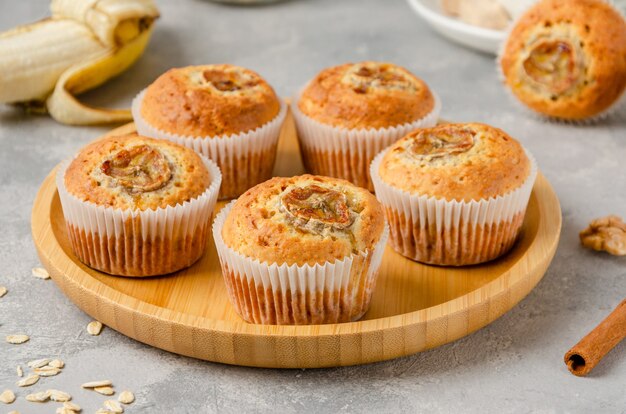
(16, 365), (23, 377)
(118, 390), (135, 404)
(104, 399), (124, 413)
(25, 390), (50, 402)
(31, 267), (50, 279)
(63, 401), (81, 411)
(6, 334), (29, 344)
(0, 286), (7, 298)
(94, 386), (115, 396)
(17, 374), (39, 387)
(47, 389), (71, 402)
(87, 321), (104, 336)
(81, 380), (112, 389)
(0, 389), (16, 404)
(49, 359), (65, 368)
(28, 358), (51, 369)
(34, 366), (61, 377)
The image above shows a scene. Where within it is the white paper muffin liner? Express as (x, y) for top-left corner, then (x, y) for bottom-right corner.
(212, 201), (390, 325)
(496, 0), (626, 124)
(370, 147), (537, 266)
(291, 90), (441, 191)
(132, 89), (287, 199)
(56, 155), (222, 277)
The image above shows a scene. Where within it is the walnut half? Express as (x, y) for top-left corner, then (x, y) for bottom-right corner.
(580, 215), (626, 256)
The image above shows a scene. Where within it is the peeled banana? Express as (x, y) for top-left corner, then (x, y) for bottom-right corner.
(0, 0), (159, 125)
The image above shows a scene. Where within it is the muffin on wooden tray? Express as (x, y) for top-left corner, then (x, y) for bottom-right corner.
(132, 64), (287, 199)
(371, 123), (537, 266)
(57, 133), (221, 277)
(212, 175), (389, 325)
(292, 61), (441, 191)
(499, 0), (626, 121)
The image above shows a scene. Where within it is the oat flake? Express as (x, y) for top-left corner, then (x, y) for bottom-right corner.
(6, 334), (29, 344)
(0, 389), (16, 404)
(31, 267), (50, 279)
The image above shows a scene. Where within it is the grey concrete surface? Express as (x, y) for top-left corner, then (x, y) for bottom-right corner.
(1, 0), (625, 413)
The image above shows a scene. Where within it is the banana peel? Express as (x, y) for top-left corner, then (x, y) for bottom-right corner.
(0, 0), (159, 125)
(47, 26), (154, 125)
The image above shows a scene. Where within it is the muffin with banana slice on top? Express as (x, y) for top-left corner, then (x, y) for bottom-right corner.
(292, 61), (441, 191)
(371, 123), (537, 266)
(499, 0), (626, 121)
(212, 174), (389, 325)
(57, 133), (221, 276)
(133, 64), (287, 199)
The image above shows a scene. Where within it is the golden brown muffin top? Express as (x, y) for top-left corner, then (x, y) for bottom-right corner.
(378, 123), (531, 202)
(500, 0), (626, 120)
(297, 61), (435, 129)
(222, 175), (385, 266)
(140, 64), (281, 137)
(64, 133), (211, 211)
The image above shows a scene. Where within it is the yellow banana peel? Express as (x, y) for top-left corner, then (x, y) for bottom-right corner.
(0, 0), (159, 125)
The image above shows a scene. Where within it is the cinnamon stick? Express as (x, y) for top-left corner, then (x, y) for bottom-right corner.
(564, 299), (626, 376)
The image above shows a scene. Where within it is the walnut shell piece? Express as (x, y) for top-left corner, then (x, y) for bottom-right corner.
(580, 215), (626, 256)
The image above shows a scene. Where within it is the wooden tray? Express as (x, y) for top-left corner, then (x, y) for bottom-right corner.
(32, 109), (562, 368)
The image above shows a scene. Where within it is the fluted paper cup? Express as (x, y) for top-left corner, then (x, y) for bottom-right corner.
(56, 156), (222, 277)
(370, 148), (537, 266)
(132, 89), (287, 199)
(212, 201), (390, 325)
(291, 91), (441, 191)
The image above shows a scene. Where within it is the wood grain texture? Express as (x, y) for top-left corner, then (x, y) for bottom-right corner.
(31, 108), (562, 368)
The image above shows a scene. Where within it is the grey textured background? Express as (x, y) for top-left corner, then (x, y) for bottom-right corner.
(1, 0), (625, 413)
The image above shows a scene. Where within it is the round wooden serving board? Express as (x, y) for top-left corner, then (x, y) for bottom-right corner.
(32, 109), (561, 368)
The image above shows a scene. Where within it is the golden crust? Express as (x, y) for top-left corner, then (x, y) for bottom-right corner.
(378, 123), (531, 202)
(64, 133), (211, 211)
(500, 0), (626, 120)
(140, 64), (281, 137)
(222, 175), (385, 266)
(298, 62), (435, 129)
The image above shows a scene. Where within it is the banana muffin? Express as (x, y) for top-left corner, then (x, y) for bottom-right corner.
(371, 123), (536, 266)
(292, 61), (440, 190)
(133, 64), (286, 199)
(58, 133), (221, 276)
(499, 0), (626, 120)
(213, 174), (389, 325)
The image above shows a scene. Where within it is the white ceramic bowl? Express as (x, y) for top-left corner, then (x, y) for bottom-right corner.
(406, 0), (506, 55)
